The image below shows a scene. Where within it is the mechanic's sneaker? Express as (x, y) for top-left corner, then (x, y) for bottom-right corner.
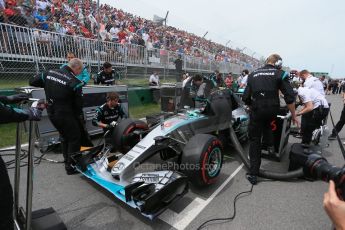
(246, 173), (257, 185)
(267, 146), (275, 155)
(65, 164), (77, 175)
(328, 133), (337, 140)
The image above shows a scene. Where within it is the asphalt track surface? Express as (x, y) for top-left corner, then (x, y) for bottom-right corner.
(5, 94), (344, 230)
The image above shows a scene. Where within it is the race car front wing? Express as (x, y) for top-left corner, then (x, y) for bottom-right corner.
(72, 147), (189, 219)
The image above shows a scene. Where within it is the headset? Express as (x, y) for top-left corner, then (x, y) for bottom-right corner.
(265, 54), (283, 69)
(274, 58), (283, 69)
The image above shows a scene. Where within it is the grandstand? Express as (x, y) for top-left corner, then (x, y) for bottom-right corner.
(0, 0), (262, 86)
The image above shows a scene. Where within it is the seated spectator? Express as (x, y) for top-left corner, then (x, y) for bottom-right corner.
(117, 27), (127, 41)
(34, 9), (49, 30)
(3, 0), (16, 21)
(0, 0), (261, 68)
(21, 6), (34, 27)
(79, 22), (91, 38)
(109, 23), (119, 42)
(36, 0), (50, 11)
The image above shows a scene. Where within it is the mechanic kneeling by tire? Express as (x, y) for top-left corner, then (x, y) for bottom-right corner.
(92, 92), (127, 144)
(296, 87), (329, 146)
(242, 54), (298, 185)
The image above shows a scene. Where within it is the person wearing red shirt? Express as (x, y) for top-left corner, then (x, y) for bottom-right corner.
(117, 28), (127, 41)
(129, 24), (135, 33)
(78, 22), (91, 38)
(3, 1), (15, 17)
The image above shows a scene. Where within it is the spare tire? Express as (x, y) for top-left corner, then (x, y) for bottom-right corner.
(111, 118), (148, 153)
(180, 134), (223, 186)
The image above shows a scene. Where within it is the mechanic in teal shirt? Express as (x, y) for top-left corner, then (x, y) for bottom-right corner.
(61, 52), (90, 86)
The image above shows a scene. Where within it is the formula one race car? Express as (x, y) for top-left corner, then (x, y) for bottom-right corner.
(72, 89), (249, 219)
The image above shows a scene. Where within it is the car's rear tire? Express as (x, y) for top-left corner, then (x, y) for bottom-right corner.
(111, 118), (148, 153)
(180, 134), (223, 186)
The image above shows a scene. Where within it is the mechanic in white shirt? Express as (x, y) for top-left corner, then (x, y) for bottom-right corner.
(182, 73), (191, 88)
(239, 69), (249, 88)
(297, 87), (329, 145)
(299, 69), (325, 95)
(149, 72), (160, 86)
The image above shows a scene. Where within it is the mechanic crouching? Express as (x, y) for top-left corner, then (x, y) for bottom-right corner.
(296, 87), (329, 146)
(92, 92), (127, 144)
(242, 54), (298, 185)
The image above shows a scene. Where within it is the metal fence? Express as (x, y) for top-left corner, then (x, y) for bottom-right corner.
(0, 22), (255, 89)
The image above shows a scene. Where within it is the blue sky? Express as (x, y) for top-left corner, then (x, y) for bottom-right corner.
(103, 0), (345, 77)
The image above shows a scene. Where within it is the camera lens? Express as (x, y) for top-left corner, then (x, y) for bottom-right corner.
(304, 154), (345, 200)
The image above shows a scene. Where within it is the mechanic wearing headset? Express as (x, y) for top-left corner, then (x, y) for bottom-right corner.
(0, 94), (43, 230)
(242, 54), (298, 185)
(29, 58), (93, 175)
(94, 62), (120, 85)
(92, 92), (127, 132)
(296, 86), (329, 146)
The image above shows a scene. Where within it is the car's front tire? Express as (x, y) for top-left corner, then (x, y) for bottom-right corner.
(180, 134), (223, 186)
(111, 118), (148, 153)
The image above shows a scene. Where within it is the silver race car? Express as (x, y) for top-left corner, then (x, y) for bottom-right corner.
(72, 89), (249, 219)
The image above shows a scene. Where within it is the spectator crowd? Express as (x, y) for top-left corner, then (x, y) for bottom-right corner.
(0, 0), (260, 68)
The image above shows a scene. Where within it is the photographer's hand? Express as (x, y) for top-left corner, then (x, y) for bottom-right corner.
(323, 180), (345, 230)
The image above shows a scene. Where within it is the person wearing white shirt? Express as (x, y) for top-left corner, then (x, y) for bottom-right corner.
(0, 0), (5, 9)
(182, 73), (191, 88)
(142, 32), (149, 43)
(299, 69), (325, 95)
(109, 25), (119, 42)
(239, 69), (249, 88)
(149, 72), (159, 86)
(297, 87), (329, 145)
(36, 0), (50, 11)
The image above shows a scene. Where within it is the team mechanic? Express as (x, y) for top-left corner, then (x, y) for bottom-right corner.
(0, 94), (42, 230)
(181, 74), (215, 108)
(94, 62), (120, 85)
(60, 52), (90, 86)
(29, 58), (93, 175)
(242, 54), (298, 185)
(296, 87), (329, 146)
(92, 91), (127, 134)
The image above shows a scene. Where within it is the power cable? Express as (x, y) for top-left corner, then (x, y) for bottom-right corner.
(197, 184), (254, 230)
